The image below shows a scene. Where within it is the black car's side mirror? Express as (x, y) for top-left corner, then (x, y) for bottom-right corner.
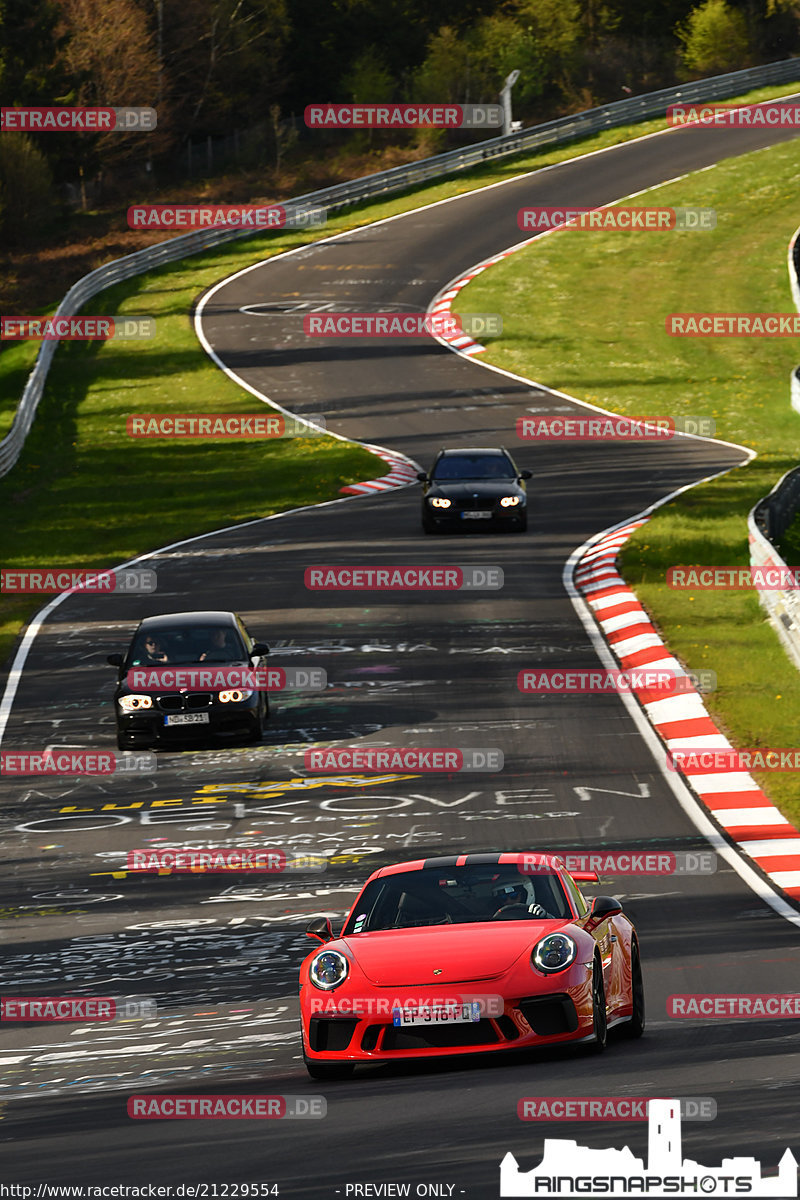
(306, 917), (334, 943)
(416, 472), (428, 482)
(586, 896), (623, 927)
(519, 469), (533, 480)
(251, 642), (270, 656)
(107, 653), (124, 667)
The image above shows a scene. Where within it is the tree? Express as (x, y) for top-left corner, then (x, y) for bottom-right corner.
(676, 0), (751, 75)
(0, 133), (56, 243)
(160, 0), (290, 135)
(54, 0), (163, 172)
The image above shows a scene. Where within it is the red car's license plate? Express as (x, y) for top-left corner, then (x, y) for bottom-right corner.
(392, 1002), (481, 1026)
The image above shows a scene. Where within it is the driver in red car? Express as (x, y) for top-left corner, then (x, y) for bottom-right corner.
(492, 882), (548, 918)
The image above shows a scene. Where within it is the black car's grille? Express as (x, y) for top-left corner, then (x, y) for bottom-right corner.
(455, 496), (496, 511)
(517, 995), (579, 1037)
(157, 693), (213, 711)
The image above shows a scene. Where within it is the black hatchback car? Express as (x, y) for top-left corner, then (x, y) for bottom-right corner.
(107, 610), (270, 750)
(417, 447), (532, 533)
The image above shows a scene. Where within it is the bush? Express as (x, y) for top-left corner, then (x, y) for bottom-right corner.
(0, 133), (56, 245)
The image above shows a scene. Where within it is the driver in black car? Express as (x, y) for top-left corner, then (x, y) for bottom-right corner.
(491, 882), (548, 919)
(199, 629), (233, 661)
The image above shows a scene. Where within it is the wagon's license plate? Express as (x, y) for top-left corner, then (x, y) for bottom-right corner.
(164, 713), (210, 726)
(392, 1002), (481, 1026)
(461, 511), (492, 519)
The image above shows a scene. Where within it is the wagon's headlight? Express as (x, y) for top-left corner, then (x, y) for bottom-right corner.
(309, 949), (349, 990)
(430, 497), (452, 508)
(500, 496), (521, 507)
(119, 694), (153, 711)
(219, 689), (253, 703)
(532, 933), (577, 974)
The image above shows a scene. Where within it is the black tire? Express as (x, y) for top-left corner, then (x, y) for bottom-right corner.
(245, 702), (268, 745)
(516, 513), (528, 532)
(422, 517), (436, 534)
(623, 941), (645, 1038)
(589, 958), (608, 1053)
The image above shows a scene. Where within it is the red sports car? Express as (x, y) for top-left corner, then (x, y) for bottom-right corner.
(299, 852), (644, 1078)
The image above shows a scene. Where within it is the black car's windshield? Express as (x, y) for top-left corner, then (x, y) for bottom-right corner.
(431, 455), (517, 481)
(342, 865), (573, 933)
(129, 625), (246, 666)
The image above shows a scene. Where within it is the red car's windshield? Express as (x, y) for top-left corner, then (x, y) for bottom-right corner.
(342, 866), (572, 933)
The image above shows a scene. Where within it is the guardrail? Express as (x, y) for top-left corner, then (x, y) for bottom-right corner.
(4, 56), (800, 479)
(747, 220), (800, 669)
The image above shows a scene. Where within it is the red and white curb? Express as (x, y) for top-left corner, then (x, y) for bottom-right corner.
(428, 249), (518, 356)
(340, 445), (421, 495)
(574, 521), (800, 902)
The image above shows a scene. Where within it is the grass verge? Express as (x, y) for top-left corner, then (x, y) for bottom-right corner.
(457, 129), (800, 828)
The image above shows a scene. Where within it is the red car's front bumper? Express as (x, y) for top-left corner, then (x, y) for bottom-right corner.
(301, 979), (596, 1064)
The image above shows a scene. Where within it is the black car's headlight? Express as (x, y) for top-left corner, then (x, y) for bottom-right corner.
(532, 933), (577, 974)
(219, 689), (254, 703)
(430, 497), (452, 509)
(309, 949), (349, 990)
(118, 695), (153, 712)
(500, 496), (522, 507)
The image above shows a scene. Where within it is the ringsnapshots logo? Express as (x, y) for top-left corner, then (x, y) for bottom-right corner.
(667, 101), (800, 128)
(667, 313), (800, 336)
(125, 666), (325, 693)
(668, 565), (800, 590)
(1, 567), (156, 593)
(305, 565), (503, 590)
(517, 668), (717, 695)
(500, 1098), (798, 1198)
(0, 996), (156, 1022)
(519, 850), (717, 876)
(127, 847), (325, 873)
(304, 747), (503, 772)
(126, 414), (326, 439)
(302, 312), (502, 338)
(1, 750), (157, 776)
(517, 207), (715, 232)
(128, 1094), (326, 1120)
(304, 103), (502, 129)
(127, 204), (326, 230)
(1, 317), (155, 341)
(517, 1097), (717, 1122)
(0, 106), (156, 131)
(517, 415), (716, 440)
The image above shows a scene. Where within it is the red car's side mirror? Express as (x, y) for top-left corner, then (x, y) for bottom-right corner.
(306, 917), (334, 943)
(586, 895), (623, 928)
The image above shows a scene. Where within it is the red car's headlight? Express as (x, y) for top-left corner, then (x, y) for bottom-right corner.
(532, 933), (577, 974)
(309, 949), (349, 990)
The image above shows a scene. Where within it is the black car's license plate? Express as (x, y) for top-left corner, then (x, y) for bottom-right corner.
(461, 511), (492, 520)
(164, 713), (210, 726)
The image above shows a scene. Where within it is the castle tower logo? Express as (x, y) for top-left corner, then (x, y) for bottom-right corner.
(500, 1098), (797, 1197)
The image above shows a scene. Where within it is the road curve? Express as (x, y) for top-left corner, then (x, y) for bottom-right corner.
(2, 113), (800, 1196)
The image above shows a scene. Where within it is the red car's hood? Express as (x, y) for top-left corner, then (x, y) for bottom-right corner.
(341, 921), (566, 986)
